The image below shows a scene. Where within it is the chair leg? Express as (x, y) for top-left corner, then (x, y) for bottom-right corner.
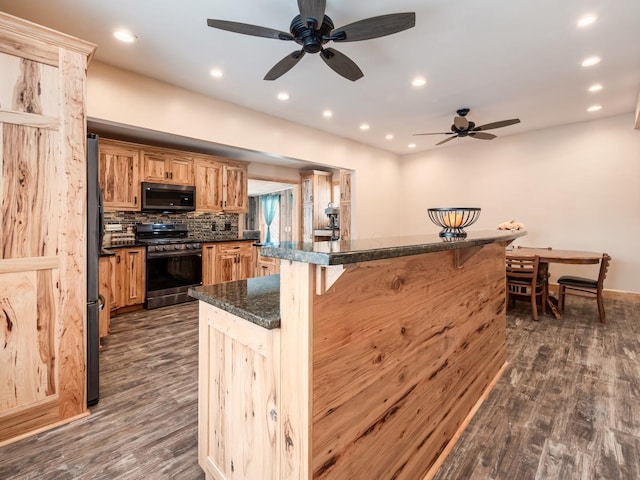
(597, 293), (606, 323)
(558, 284), (565, 316)
(530, 291), (538, 321)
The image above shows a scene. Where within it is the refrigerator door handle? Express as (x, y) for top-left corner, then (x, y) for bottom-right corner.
(98, 294), (105, 311)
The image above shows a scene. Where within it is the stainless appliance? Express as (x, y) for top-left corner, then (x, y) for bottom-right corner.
(141, 182), (196, 212)
(136, 223), (202, 309)
(86, 134), (102, 407)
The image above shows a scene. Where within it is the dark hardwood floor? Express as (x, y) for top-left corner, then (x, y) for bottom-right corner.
(1, 296), (638, 479)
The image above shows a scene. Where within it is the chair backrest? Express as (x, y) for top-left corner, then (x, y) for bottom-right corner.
(597, 253), (611, 290)
(506, 255), (540, 285)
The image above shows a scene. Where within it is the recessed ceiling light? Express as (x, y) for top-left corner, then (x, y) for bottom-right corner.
(411, 77), (427, 87)
(581, 56), (601, 67)
(359, 123), (370, 131)
(385, 134), (394, 140)
(577, 15), (597, 27)
(209, 68), (223, 78)
(587, 105), (602, 112)
(277, 92), (290, 101)
(113, 30), (135, 43)
(408, 143), (416, 149)
(322, 110), (333, 118)
(588, 83), (603, 92)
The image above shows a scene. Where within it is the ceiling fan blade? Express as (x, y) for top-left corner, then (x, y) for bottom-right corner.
(413, 132), (454, 136)
(207, 19), (294, 41)
(320, 48), (364, 81)
(436, 135), (458, 146)
(298, 0), (326, 29)
(473, 118), (521, 131)
(331, 13), (416, 42)
(264, 50), (306, 81)
(469, 132), (497, 140)
(454, 116), (469, 130)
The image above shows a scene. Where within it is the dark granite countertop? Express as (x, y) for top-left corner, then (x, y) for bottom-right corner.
(260, 229), (526, 265)
(189, 275), (281, 329)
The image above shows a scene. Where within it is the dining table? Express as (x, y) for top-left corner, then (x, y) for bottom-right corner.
(506, 247), (603, 318)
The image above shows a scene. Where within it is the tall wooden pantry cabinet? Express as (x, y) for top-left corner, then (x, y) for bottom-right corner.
(0, 13), (95, 445)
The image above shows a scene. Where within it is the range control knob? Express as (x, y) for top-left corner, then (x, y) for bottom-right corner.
(174, 245), (180, 250)
(186, 244), (192, 249)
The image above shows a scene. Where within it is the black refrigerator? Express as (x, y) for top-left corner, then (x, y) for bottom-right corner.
(87, 133), (102, 406)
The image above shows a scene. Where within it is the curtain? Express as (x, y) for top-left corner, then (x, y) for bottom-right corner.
(261, 194), (279, 243)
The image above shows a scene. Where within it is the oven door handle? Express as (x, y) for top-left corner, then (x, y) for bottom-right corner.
(147, 251), (202, 259)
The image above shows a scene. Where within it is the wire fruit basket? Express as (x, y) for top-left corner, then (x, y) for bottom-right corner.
(428, 207), (481, 238)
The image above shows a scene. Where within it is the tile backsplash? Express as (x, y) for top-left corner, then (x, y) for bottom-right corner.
(103, 211), (240, 242)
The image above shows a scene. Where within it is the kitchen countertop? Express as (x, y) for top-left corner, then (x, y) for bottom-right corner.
(102, 237), (255, 249)
(260, 229), (526, 265)
(191, 230), (526, 330)
(189, 275), (281, 329)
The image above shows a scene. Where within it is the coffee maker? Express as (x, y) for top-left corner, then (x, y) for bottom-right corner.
(324, 203), (340, 240)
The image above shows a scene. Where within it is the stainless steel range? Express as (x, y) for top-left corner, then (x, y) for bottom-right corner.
(136, 223), (202, 309)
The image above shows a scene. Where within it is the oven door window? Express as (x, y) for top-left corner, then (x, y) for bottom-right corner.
(146, 254), (202, 292)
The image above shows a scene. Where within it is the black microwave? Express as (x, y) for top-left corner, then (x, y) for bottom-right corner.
(141, 182), (196, 212)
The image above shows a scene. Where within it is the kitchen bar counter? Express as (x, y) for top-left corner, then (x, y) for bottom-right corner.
(194, 229), (526, 480)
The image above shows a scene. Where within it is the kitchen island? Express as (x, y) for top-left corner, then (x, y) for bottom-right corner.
(190, 229), (525, 480)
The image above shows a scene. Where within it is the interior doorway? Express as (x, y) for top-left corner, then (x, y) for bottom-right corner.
(246, 178), (299, 244)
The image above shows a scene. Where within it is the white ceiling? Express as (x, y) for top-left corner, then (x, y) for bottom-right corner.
(2, 0), (639, 156)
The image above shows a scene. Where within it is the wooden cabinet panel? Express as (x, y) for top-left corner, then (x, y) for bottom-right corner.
(223, 164), (248, 213)
(208, 242), (255, 283)
(113, 247), (145, 308)
(194, 159), (223, 212)
(202, 243), (217, 285)
(142, 151), (193, 185)
(339, 170), (352, 241)
(300, 170), (332, 242)
(99, 140), (140, 211)
(0, 12), (95, 444)
(256, 249), (280, 277)
(98, 257), (111, 338)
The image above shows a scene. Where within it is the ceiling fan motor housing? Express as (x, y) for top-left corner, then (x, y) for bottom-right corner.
(290, 14), (334, 53)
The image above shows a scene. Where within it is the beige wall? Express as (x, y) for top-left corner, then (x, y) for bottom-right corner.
(400, 113), (640, 293)
(87, 62), (639, 293)
(87, 62), (401, 239)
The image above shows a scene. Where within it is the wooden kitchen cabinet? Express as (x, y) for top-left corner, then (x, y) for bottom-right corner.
(98, 256), (113, 338)
(113, 247), (146, 309)
(0, 13), (95, 444)
(202, 243), (217, 285)
(194, 158), (224, 213)
(256, 248), (280, 277)
(142, 150), (193, 185)
(222, 163), (248, 213)
(194, 157), (247, 213)
(339, 169), (352, 240)
(300, 170), (332, 242)
(99, 139), (141, 211)
(213, 241), (255, 283)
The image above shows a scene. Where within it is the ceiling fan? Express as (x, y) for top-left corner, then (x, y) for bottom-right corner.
(414, 108), (521, 146)
(207, 0), (415, 81)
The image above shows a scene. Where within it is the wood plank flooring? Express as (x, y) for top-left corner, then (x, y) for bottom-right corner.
(0, 296), (638, 479)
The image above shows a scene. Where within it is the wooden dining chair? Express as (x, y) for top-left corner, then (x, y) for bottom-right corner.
(506, 254), (546, 320)
(557, 253), (611, 323)
(515, 246), (552, 304)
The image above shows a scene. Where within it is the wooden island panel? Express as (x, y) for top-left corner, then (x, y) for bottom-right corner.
(309, 243), (506, 479)
(198, 303), (281, 480)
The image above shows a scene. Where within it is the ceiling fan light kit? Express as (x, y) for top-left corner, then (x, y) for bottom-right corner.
(207, 0), (415, 81)
(414, 108), (521, 146)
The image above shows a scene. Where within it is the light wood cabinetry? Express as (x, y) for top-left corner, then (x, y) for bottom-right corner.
(0, 13), (95, 445)
(142, 150), (193, 185)
(112, 247), (145, 309)
(339, 169), (352, 241)
(98, 139), (141, 211)
(223, 163), (248, 213)
(194, 158), (223, 213)
(98, 256), (112, 338)
(300, 170), (332, 242)
(256, 248), (280, 277)
(202, 241), (255, 284)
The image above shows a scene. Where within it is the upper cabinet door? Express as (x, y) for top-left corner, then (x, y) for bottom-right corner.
(194, 159), (223, 212)
(142, 151), (193, 186)
(223, 164), (248, 213)
(99, 140), (141, 211)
